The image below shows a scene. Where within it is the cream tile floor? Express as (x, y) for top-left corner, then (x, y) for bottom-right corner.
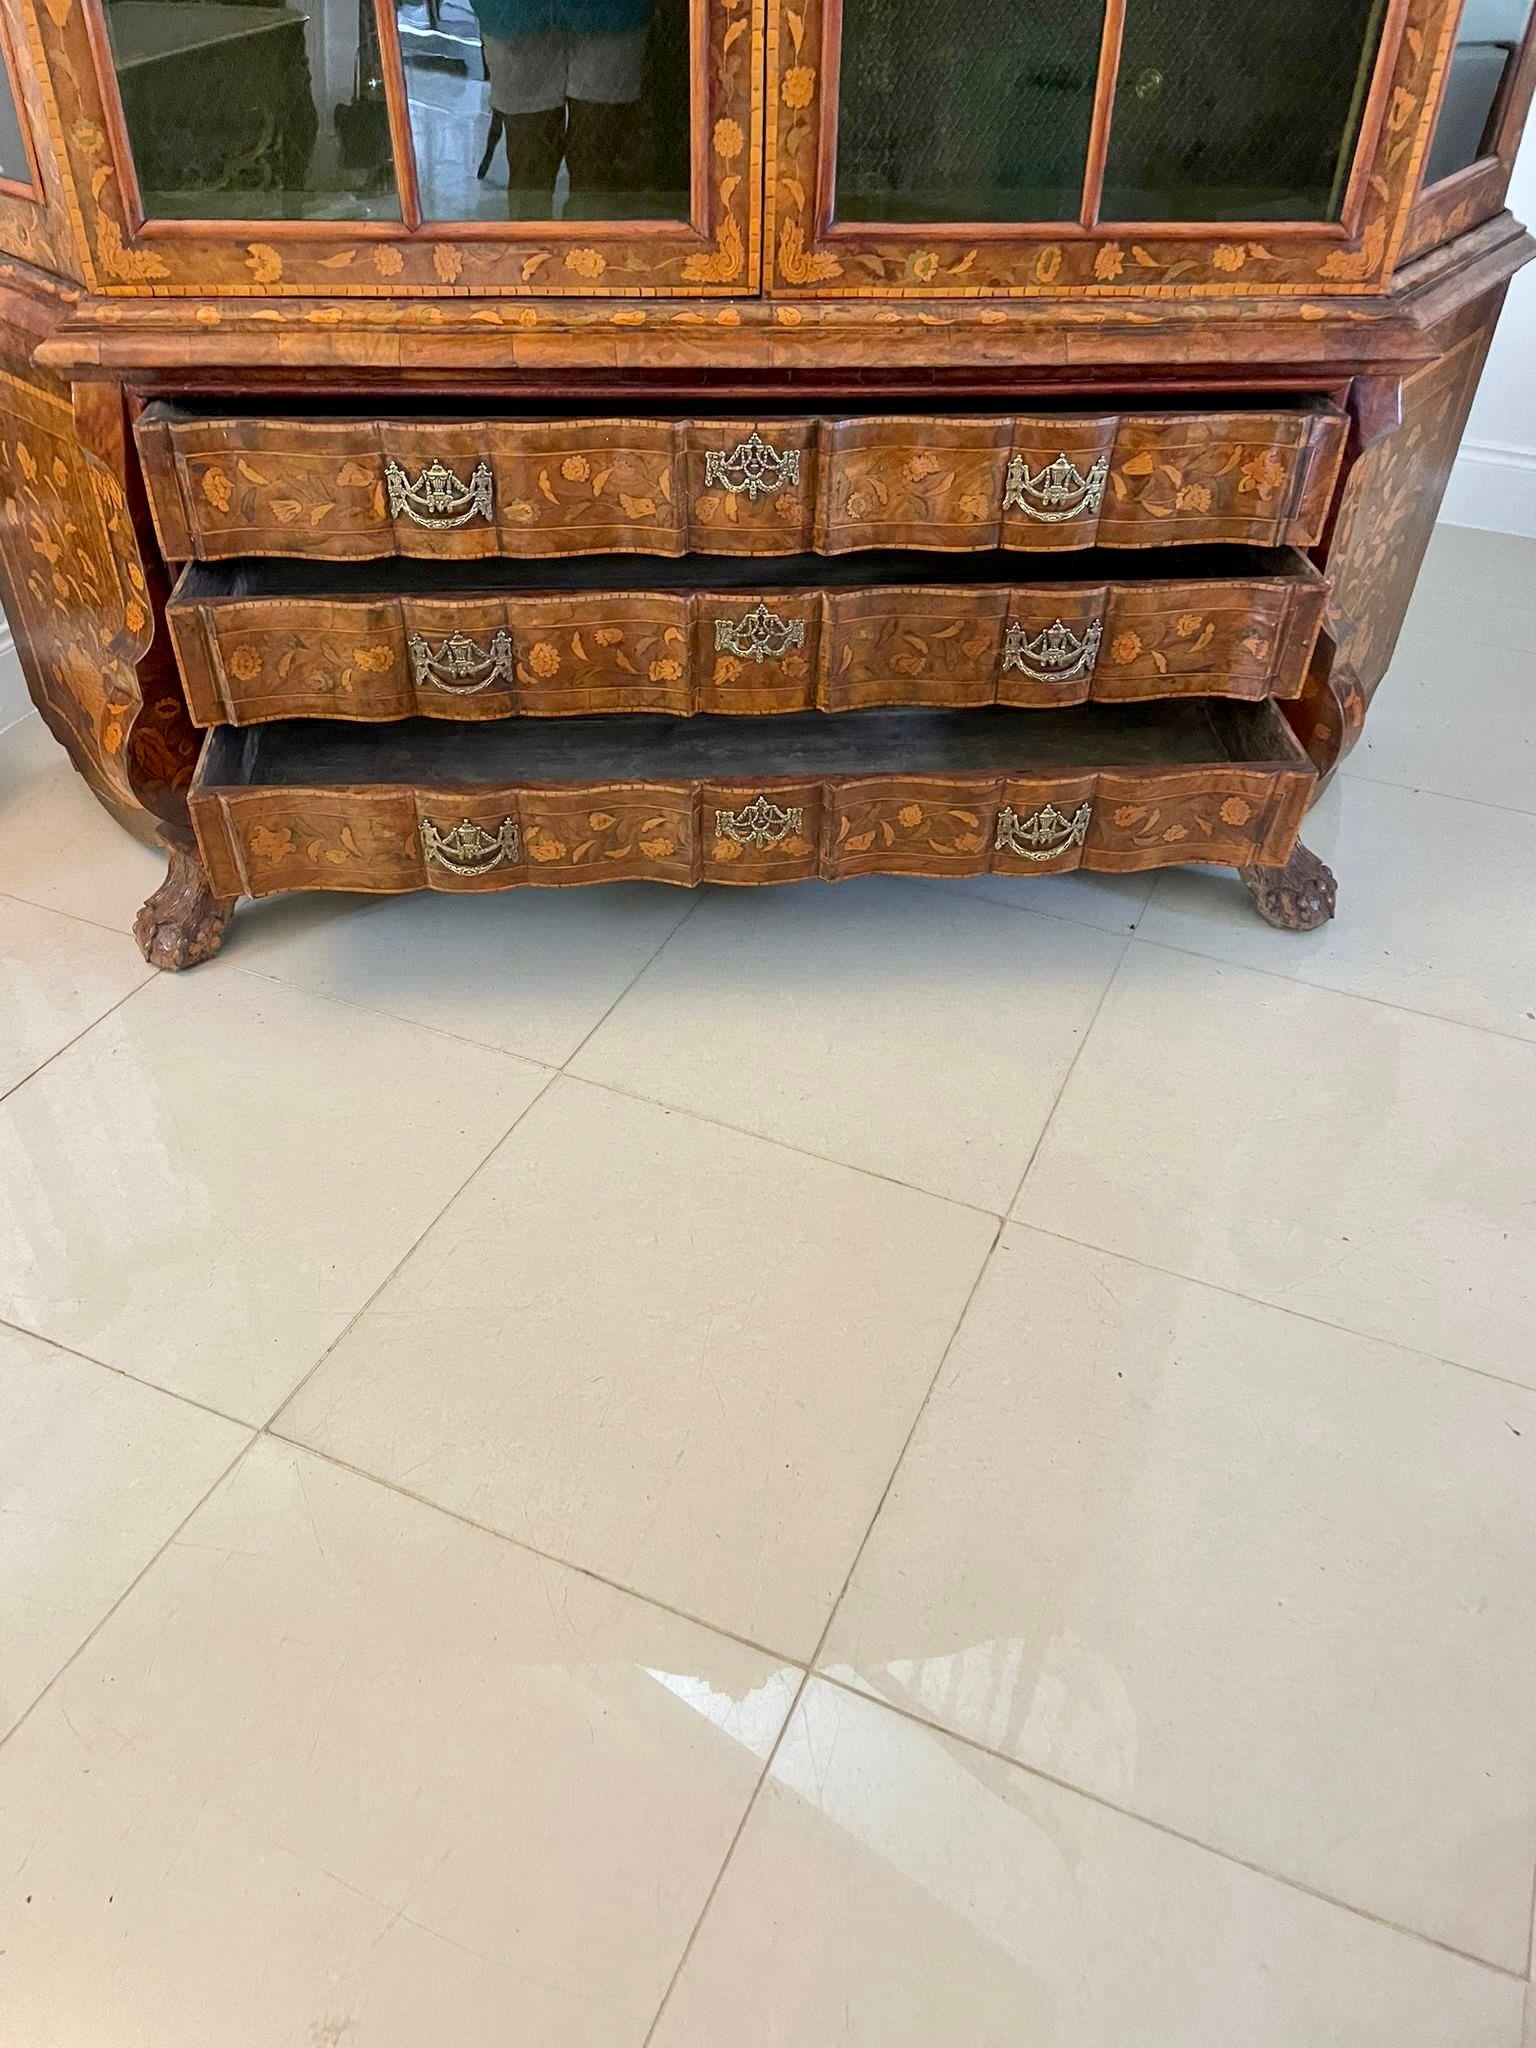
(1, 522), (1534, 2044)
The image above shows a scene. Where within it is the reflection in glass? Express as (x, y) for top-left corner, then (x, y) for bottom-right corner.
(0, 32), (31, 188)
(101, 0), (400, 221)
(1425, 0), (1534, 184)
(1102, 0), (1392, 222)
(832, 0), (1101, 224)
(404, 0), (690, 222)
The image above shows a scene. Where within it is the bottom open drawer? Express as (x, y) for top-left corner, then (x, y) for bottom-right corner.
(190, 700), (1315, 897)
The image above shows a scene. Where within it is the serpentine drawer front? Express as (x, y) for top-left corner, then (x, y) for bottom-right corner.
(137, 403), (1348, 563)
(188, 701), (1315, 899)
(166, 548), (1328, 724)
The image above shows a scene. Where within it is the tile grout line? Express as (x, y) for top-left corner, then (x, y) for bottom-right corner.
(0, 1431), (260, 1757)
(260, 1432), (809, 1673)
(640, 1208), (1007, 2043)
(558, 888), (709, 1073)
(637, 1668), (813, 2047)
(0, 973), (157, 1109)
(809, 1670), (1530, 1984)
(1339, 762), (1536, 823)
(563, 1065), (1006, 1218)
(0, 885), (158, 946)
(1122, 924), (1536, 1051)
(1001, 932), (1135, 1219)
(254, 1064), (563, 1434)
(1011, 1216), (1536, 1404)
(0, 1313), (253, 1432)
(222, 880), (708, 1071)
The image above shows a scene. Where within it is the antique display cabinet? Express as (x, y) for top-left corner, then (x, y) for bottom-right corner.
(0, 0), (1530, 965)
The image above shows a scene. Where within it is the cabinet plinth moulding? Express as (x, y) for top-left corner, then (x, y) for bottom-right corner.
(0, 0), (1528, 964)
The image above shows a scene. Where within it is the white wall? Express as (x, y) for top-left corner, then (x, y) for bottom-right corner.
(0, 611), (22, 734)
(1442, 132), (1536, 533)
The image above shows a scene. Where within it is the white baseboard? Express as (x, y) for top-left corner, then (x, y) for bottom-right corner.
(1441, 438), (1536, 538)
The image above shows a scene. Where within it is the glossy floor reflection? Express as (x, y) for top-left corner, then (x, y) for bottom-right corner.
(1, 522), (1534, 2042)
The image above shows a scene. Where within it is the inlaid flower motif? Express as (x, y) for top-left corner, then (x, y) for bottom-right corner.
(353, 644), (393, 671)
(505, 499), (538, 523)
(561, 454), (591, 482)
(200, 468), (232, 512)
(1220, 797), (1253, 826)
(713, 117), (745, 159)
(527, 642), (561, 677)
(714, 655), (743, 684)
(1176, 613), (1205, 636)
(782, 65), (815, 108)
(1240, 451), (1287, 499)
(1093, 244), (1125, 281)
(649, 656), (683, 682)
(227, 646), (262, 682)
(1112, 631), (1144, 663)
(564, 247), (607, 279)
(524, 828), (567, 862)
(1176, 483), (1213, 513)
(909, 251), (939, 284)
(639, 835), (677, 858)
(898, 804), (924, 828)
(1213, 244), (1247, 273)
(247, 823), (295, 861)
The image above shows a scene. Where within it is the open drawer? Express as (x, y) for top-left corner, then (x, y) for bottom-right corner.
(167, 547), (1329, 725)
(189, 699), (1316, 897)
(138, 402), (1348, 563)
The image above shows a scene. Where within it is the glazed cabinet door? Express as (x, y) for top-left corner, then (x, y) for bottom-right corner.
(42, 0), (759, 292)
(1404, 0), (1536, 259)
(766, 0), (1457, 295)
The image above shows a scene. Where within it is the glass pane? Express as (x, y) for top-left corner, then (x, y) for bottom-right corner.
(1425, 0), (1533, 184)
(101, 0), (400, 221)
(406, 0), (690, 222)
(833, 0), (1102, 225)
(1102, 0), (1391, 222)
(0, 35), (31, 186)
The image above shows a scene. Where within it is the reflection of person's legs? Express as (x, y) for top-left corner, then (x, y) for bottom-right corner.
(501, 106), (565, 217)
(482, 30), (567, 217)
(563, 28), (646, 218)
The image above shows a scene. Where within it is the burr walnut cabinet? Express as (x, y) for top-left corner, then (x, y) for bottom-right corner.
(0, 0), (1530, 964)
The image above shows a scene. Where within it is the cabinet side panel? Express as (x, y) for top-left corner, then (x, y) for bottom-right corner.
(0, 291), (197, 839)
(1325, 296), (1501, 731)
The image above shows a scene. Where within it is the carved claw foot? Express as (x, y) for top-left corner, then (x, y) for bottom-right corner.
(1238, 841), (1338, 932)
(134, 842), (235, 969)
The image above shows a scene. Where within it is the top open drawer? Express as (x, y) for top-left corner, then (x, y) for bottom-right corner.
(136, 404), (1348, 565)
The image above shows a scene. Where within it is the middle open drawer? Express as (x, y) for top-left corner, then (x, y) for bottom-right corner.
(167, 548), (1328, 726)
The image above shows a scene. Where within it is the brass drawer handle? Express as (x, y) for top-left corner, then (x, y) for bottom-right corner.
(421, 816), (520, 875)
(1002, 615), (1103, 684)
(1004, 453), (1109, 524)
(714, 603), (807, 664)
(995, 800), (1092, 862)
(715, 794), (804, 850)
(705, 432), (801, 501)
(408, 628), (515, 695)
(385, 457), (495, 529)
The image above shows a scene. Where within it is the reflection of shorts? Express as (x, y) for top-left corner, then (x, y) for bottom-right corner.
(484, 28), (645, 113)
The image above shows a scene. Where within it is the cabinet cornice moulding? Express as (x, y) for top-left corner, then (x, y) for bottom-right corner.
(27, 219), (1533, 383)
